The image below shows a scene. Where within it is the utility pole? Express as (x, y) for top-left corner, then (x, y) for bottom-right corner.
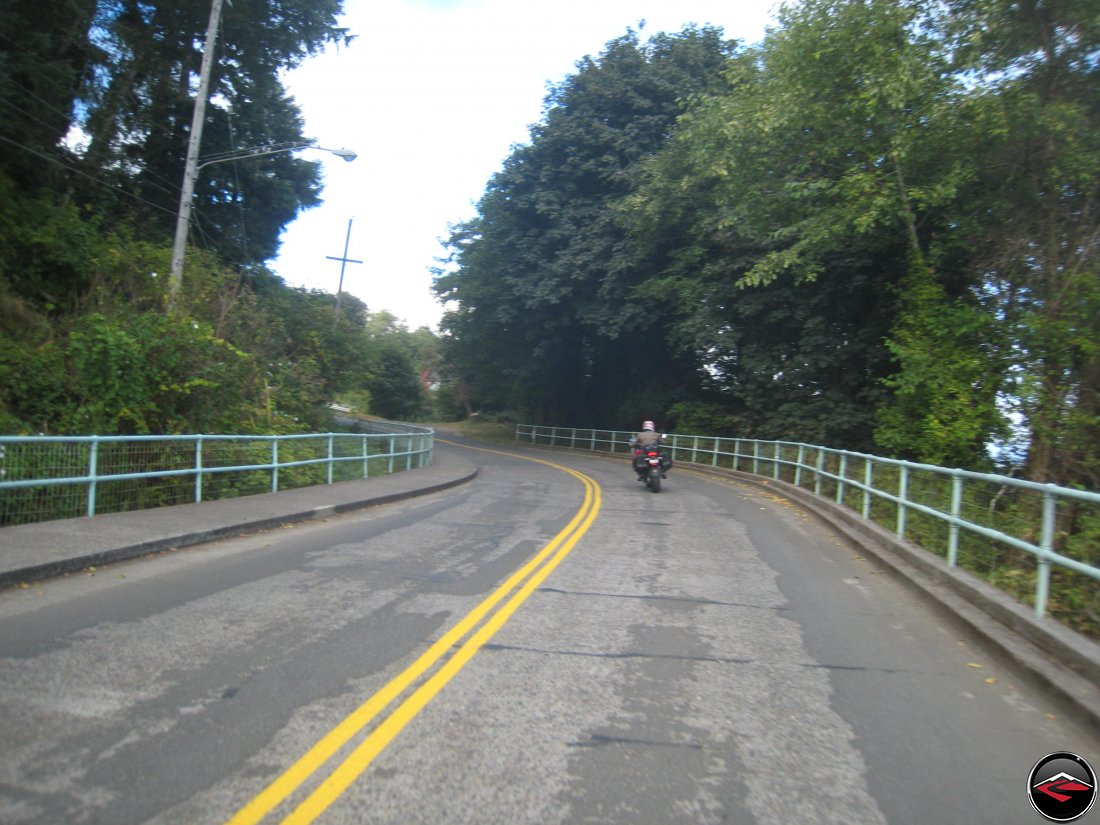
(327, 218), (363, 325)
(169, 0), (226, 312)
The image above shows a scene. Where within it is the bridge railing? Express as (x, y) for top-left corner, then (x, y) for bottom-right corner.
(515, 424), (1100, 633)
(0, 427), (434, 527)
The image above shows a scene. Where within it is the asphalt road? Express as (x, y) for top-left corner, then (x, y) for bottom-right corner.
(0, 438), (1097, 824)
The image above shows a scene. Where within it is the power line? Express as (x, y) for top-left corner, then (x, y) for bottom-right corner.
(0, 30), (89, 87)
(0, 77), (76, 124)
(0, 97), (184, 207)
(0, 133), (178, 219)
(226, 111), (253, 262)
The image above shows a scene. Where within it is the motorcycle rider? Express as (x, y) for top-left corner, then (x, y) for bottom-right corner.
(630, 421), (665, 479)
(630, 420), (662, 449)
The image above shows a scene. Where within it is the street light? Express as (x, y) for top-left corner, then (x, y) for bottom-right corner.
(192, 143), (357, 171)
(168, 142), (356, 309)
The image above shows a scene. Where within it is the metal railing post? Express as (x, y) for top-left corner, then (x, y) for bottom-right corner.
(1036, 489), (1057, 618)
(272, 438), (279, 492)
(87, 437), (99, 517)
(195, 436), (204, 503)
(897, 465), (909, 539)
(862, 459), (873, 520)
(795, 444), (805, 488)
(836, 453), (847, 504)
(947, 473), (963, 567)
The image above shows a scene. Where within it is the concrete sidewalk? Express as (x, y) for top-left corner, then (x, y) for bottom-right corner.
(0, 449), (478, 589)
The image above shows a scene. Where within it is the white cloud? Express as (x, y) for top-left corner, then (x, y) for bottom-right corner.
(271, 0), (779, 330)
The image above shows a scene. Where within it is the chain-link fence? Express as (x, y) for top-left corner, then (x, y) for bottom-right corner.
(0, 428), (433, 527)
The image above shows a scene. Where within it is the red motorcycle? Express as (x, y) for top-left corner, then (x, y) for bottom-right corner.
(632, 443), (672, 493)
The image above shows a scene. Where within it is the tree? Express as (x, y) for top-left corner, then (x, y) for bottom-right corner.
(359, 312), (427, 420)
(0, 0), (98, 188)
(367, 348), (424, 421)
(76, 0), (350, 268)
(625, 0), (1007, 462)
(0, 2), (451, 439)
(936, 0), (1100, 484)
(435, 25), (737, 425)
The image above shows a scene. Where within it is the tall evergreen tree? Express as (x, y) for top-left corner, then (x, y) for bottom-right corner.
(435, 25), (737, 425)
(0, 0), (98, 187)
(77, 0), (350, 267)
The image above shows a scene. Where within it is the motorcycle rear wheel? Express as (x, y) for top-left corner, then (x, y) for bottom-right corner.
(648, 469), (661, 493)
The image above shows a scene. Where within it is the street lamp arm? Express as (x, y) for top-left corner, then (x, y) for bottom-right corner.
(169, 141), (356, 311)
(196, 143), (357, 171)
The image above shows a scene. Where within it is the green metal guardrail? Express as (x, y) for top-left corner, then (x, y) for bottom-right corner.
(0, 427), (434, 527)
(515, 424), (1100, 632)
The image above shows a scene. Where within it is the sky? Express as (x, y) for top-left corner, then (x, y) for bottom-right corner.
(270, 0), (782, 331)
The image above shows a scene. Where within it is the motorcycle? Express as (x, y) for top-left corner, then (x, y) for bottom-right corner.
(631, 441), (672, 493)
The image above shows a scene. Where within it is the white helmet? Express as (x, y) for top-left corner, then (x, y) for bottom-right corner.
(642, 420), (655, 431)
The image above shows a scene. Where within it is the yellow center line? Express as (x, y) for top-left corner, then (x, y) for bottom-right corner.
(225, 445), (602, 825)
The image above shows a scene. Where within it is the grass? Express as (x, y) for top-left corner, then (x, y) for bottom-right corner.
(428, 419), (517, 445)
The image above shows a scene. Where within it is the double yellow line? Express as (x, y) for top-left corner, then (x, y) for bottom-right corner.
(226, 448), (602, 825)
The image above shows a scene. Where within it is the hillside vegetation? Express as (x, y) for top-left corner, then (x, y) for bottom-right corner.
(2, 1), (1099, 490)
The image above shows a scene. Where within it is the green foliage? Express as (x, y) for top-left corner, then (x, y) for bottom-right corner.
(67, 0), (349, 260)
(622, 2), (940, 451)
(335, 390), (373, 416)
(435, 25), (738, 425)
(359, 313), (429, 420)
(3, 312), (260, 435)
(0, 334), (68, 434)
(2, 0), (1099, 499)
(0, 2), (441, 440)
(368, 347), (426, 421)
(617, 0), (1095, 478)
(874, 264), (1006, 467)
(0, 173), (99, 310)
(0, 1), (97, 188)
(922, 0), (1100, 485)
(665, 401), (740, 438)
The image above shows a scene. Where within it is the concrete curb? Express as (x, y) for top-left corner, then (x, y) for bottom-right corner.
(0, 464), (479, 590)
